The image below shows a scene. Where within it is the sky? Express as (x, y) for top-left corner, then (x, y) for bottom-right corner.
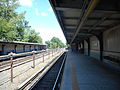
(17, 0), (66, 44)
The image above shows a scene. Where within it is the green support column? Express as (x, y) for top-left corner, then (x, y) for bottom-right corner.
(2, 45), (5, 55)
(98, 33), (103, 61)
(23, 45), (25, 52)
(82, 41), (84, 54)
(86, 38), (90, 56)
(29, 45), (31, 51)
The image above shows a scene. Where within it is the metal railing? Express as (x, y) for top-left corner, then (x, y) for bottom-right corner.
(0, 48), (64, 82)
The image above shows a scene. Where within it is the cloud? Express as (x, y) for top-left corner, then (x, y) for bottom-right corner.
(35, 27), (66, 44)
(35, 8), (39, 16)
(18, 0), (32, 7)
(41, 12), (48, 16)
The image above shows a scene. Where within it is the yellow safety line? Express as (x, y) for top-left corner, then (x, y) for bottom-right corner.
(70, 56), (80, 90)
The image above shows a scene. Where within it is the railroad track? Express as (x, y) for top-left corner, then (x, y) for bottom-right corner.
(29, 52), (66, 90)
(0, 51), (53, 71)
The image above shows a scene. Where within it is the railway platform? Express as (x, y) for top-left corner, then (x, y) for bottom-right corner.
(61, 51), (120, 90)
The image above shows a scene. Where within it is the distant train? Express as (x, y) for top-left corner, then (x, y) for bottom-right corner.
(0, 40), (46, 55)
(0, 40), (46, 61)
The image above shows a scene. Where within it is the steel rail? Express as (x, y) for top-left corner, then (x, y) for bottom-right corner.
(21, 52), (65, 90)
(52, 52), (67, 90)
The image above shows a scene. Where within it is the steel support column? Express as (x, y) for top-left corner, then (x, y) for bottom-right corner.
(14, 45), (17, 53)
(98, 33), (103, 61)
(23, 45), (25, 52)
(86, 38), (90, 56)
(29, 45), (31, 51)
(2, 45), (5, 55)
(82, 41), (84, 54)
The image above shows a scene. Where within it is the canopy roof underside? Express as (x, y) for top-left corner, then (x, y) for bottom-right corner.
(49, 0), (120, 44)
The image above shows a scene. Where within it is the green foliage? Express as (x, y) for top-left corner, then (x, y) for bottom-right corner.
(45, 41), (51, 48)
(45, 37), (66, 49)
(23, 29), (42, 43)
(0, 0), (43, 43)
(0, 0), (19, 41)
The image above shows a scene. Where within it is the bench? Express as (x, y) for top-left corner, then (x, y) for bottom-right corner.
(103, 55), (120, 65)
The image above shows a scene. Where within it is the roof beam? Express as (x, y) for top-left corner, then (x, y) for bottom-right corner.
(70, 0), (100, 44)
(67, 32), (93, 36)
(64, 17), (79, 20)
(105, 23), (120, 32)
(88, 13), (113, 32)
(88, 17), (120, 21)
(65, 26), (76, 29)
(64, 17), (120, 21)
(84, 25), (110, 28)
(64, 29), (101, 33)
(82, 27), (103, 30)
(55, 7), (119, 14)
(56, 7), (81, 12)
(65, 24), (76, 27)
(65, 25), (111, 28)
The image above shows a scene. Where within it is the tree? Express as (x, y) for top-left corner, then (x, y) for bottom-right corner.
(45, 41), (51, 48)
(15, 12), (29, 41)
(0, 0), (43, 44)
(23, 29), (42, 43)
(0, 0), (20, 41)
(45, 37), (66, 49)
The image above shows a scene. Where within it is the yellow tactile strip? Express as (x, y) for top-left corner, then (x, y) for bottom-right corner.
(70, 56), (80, 90)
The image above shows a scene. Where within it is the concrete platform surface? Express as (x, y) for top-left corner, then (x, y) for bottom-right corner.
(61, 51), (120, 90)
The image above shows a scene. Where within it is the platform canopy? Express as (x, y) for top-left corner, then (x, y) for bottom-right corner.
(49, 0), (120, 44)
